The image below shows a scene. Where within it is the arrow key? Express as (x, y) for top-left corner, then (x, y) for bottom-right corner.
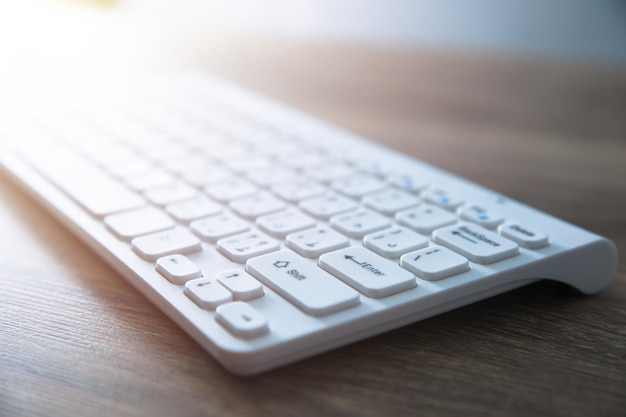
(216, 269), (264, 301)
(184, 278), (233, 310)
(156, 254), (203, 285)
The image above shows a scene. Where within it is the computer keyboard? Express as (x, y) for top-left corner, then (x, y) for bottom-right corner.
(0, 74), (618, 375)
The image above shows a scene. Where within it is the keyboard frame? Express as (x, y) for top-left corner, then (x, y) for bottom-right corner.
(0, 75), (618, 375)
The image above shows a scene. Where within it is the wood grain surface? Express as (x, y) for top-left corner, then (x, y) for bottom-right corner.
(1, 38), (625, 417)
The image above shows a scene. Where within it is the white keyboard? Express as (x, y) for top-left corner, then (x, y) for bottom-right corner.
(0, 74), (618, 375)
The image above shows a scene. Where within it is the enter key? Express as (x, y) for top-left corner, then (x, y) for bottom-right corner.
(319, 247), (417, 298)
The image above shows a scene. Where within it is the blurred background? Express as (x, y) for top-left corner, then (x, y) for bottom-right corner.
(123, 0), (626, 62)
(0, 0), (624, 112)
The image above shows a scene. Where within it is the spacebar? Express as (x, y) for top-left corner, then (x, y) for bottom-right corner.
(22, 149), (145, 217)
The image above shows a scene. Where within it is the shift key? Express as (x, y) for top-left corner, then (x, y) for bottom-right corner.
(246, 250), (360, 316)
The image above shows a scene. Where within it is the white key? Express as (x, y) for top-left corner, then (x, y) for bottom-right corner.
(498, 222), (550, 249)
(246, 167), (295, 187)
(184, 278), (233, 310)
(459, 203), (505, 229)
(104, 206), (175, 241)
(165, 196), (222, 223)
(331, 174), (387, 198)
(125, 171), (175, 191)
(396, 204), (457, 234)
(106, 159), (153, 179)
(217, 231), (280, 263)
(271, 180), (326, 202)
(216, 269), (264, 301)
(357, 160), (390, 178)
(432, 224), (520, 264)
(423, 188), (465, 210)
(286, 226), (350, 258)
(190, 213), (249, 242)
(304, 163), (353, 183)
(246, 250), (360, 316)
(179, 166), (232, 187)
(386, 172), (428, 193)
(224, 155), (273, 173)
(161, 154), (208, 174)
(91, 145), (135, 166)
(145, 143), (189, 161)
(143, 182), (198, 206)
(205, 178), (258, 202)
(400, 245), (470, 281)
(131, 228), (202, 261)
(278, 152), (327, 170)
(215, 301), (269, 338)
(300, 193), (358, 220)
(330, 210), (391, 238)
(229, 193), (286, 220)
(22, 149), (145, 217)
(319, 246), (417, 298)
(156, 254), (202, 284)
(364, 226), (428, 258)
(257, 209), (316, 238)
(362, 189), (421, 216)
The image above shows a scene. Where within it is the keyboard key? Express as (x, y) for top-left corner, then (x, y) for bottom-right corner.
(498, 222), (550, 249)
(271, 180), (326, 202)
(304, 163), (353, 183)
(216, 269), (264, 301)
(278, 152), (327, 170)
(165, 196), (222, 223)
(300, 193), (358, 220)
(215, 301), (269, 338)
(330, 210), (391, 238)
(205, 178), (258, 202)
(224, 155), (273, 173)
(229, 193), (286, 219)
(423, 188), (465, 210)
(125, 171), (175, 191)
(246, 250), (360, 316)
(217, 231), (280, 263)
(246, 167), (295, 187)
(362, 189), (420, 216)
(363, 226), (428, 258)
(400, 245), (470, 281)
(256, 208), (316, 238)
(286, 226), (350, 258)
(156, 254), (203, 284)
(185, 277), (233, 310)
(432, 224), (519, 264)
(319, 246), (417, 298)
(131, 228), (202, 261)
(104, 206), (175, 241)
(190, 213), (249, 242)
(106, 159), (153, 179)
(179, 166), (232, 187)
(459, 203), (505, 229)
(143, 182), (198, 206)
(331, 174), (387, 198)
(396, 204), (457, 234)
(386, 172), (428, 193)
(22, 149), (145, 217)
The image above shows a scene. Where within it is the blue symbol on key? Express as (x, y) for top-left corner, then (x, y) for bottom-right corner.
(478, 214), (489, 221)
(440, 197), (450, 204)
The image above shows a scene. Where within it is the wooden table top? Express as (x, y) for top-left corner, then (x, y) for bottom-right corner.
(1, 38), (625, 417)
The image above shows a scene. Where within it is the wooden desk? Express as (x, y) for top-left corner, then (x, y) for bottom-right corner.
(1, 39), (625, 416)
